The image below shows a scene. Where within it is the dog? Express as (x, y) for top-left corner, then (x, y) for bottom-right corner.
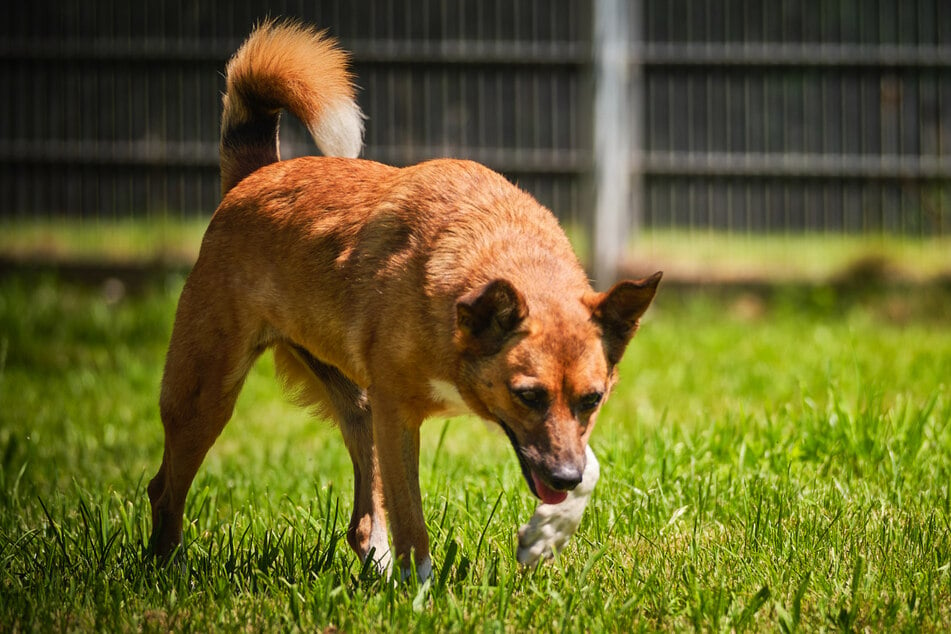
(147, 20), (660, 580)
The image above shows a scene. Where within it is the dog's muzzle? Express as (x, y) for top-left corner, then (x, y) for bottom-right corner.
(496, 418), (582, 505)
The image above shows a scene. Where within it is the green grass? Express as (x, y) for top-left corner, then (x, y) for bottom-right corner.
(1, 273), (950, 631)
(4, 217), (949, 283)
(0, 217), (209, 265)
(632, 229), (951, 282)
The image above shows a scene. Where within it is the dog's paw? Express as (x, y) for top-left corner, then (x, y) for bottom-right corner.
(396, 555), (432, 585)
(517, 445), (600, 566)
(364, 547), (393, 580)
(368, 523), (393, 574)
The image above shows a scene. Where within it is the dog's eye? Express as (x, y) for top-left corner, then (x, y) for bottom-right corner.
(511, 387), (547, 410)
(577, 392), (603, 412)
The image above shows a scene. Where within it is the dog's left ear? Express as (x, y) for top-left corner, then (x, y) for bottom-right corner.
(456, 279), (528, 355)
(588, 271), (662, 365)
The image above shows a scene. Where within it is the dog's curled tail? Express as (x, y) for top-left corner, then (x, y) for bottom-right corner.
(220, 19), (364, 196)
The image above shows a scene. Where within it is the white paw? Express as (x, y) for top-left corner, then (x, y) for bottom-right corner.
(517, 445), (600, 566)
(364, 519), (393, 576)
(399, 555), (432, 584)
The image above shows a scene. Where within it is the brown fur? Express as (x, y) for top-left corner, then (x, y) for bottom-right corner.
(147, 21), (661, 576)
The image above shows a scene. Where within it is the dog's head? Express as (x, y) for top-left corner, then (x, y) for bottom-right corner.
(454, 272), (661, 504)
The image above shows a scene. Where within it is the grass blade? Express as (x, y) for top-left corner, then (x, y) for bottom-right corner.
(733, 585), (771, 631)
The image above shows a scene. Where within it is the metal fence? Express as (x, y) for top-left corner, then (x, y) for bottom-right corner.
(639, 0), (951, 239)
(1, 0), (592, 226)
(2, 1), (950, 270)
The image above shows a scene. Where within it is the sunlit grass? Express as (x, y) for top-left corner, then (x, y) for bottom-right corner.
(632, 229), (951, 281)
(1, 274), (949, 631)
(0, 216), (209, 264)
(3, 217), (949, 283)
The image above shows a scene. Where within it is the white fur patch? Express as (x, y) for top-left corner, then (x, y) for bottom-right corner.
(366, 519), (392, 575)
(399, 554), (432, 584)
(516, 444), (600, 565)
(429, 379), (473, 417)
(416, 556), (433, 582)
(309, 99), (364, 158)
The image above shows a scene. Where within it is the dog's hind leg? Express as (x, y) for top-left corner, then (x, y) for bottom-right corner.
(275, 343), (391, 574)
(147, 281), (266, 559)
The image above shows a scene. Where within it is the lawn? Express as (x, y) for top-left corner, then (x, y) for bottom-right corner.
(1, 270), (949, 631)
(4, 217), (951, 283)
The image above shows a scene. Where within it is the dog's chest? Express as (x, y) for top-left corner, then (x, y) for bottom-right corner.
(429, 380), (474, 417)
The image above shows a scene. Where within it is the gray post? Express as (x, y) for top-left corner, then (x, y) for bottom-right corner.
(592, 0), (640, 289)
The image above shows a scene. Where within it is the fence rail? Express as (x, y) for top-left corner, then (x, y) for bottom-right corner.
(640, 43), (951, 68)
(644, 152), (951, 179)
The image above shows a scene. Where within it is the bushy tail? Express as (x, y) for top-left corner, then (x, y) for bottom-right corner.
(219, 19), (364, 196)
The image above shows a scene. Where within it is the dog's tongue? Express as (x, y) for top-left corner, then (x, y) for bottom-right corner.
(531, 471), (569, 505)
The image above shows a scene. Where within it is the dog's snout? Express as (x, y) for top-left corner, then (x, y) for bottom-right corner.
(548, 464), (584, 491)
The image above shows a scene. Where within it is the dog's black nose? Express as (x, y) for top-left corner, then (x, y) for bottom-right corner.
(548, 465), (583, 491)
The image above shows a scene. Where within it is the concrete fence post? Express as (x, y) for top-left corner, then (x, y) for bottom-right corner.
(592, 0), (641, 288)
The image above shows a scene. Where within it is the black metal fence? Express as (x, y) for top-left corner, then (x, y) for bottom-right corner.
(640, 0), (951, 236)
(2, 0), (949, 239)
(0, 0), (592, 227)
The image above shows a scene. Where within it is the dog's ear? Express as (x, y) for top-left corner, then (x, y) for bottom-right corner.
(456, 279), (528, 355)
(589, 271), (662, 365)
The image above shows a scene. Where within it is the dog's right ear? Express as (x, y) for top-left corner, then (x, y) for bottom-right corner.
(455, 279), (528, 355)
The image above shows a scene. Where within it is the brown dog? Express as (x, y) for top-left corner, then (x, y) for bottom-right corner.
(147, 20), (660, 580)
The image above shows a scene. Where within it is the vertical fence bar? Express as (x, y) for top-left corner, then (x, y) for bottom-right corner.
(591, 0), (635, 288)
(628, 1), (644, 256)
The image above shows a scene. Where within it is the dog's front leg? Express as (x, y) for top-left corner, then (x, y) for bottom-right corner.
(368, 390), (431, 582)
(517, 444), (600, 565)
